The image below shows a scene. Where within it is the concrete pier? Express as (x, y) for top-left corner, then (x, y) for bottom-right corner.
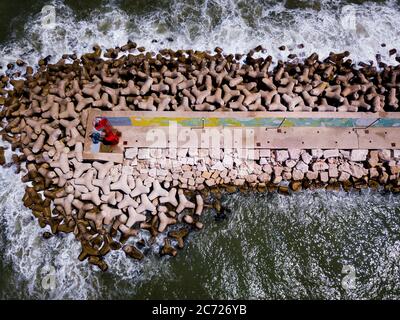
(84, 110), (400, 163)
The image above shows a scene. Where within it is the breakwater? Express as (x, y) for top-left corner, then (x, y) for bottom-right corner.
(1, 42), (400, 270)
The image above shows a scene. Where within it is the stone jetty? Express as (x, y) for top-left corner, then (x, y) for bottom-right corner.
(1, 42), (400, 270)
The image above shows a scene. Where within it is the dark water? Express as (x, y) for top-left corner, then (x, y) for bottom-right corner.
(1, 0), (400, 300)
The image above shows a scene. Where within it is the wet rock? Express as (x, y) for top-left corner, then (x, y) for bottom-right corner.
(369, 167), (379, 178)
(136, 239), (146, 248)
(42, 232), (53, 239)
(123, 244), (144, 260)
(326, 181), (340, 192)
(342, 180), (353, 192)
(0, 147), (5, 166)
(354, 179), (368, 190)
(160, 238), (177, 257)
(290, 181), (302, 192)
(278, 186), (289, 195)
(368, 179), (380, 189)
(88, 256), (108, 272)
(169, 228), (189, 249)
(225, 185), (237, 193)
(379, 171), (389, 184)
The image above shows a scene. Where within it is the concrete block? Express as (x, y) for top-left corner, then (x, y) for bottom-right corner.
(125, 147), (138, 159)
(259, 149), (271, 158)
(311, 149), (323, 159)
(301, 151), (312, 164)
(350, 149), (368, 162)
(138, 148), (150, 160)
(288, 149), (301, 160)
(312, 161), (329, 171)
(276, 150), (289, 162)
(320, 171), (329, 182)
(296, 160), (309, 173)
(323, 149), (339, 159)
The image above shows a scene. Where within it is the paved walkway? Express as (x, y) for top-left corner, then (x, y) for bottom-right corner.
(83, 110), (400, 163)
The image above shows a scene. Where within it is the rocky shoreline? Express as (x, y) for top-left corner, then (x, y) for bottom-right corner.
(1, 42), (400, 270)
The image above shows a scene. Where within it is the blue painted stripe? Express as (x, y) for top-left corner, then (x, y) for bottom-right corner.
(106, 117), (132, 126)
(372, 118), (400, 127)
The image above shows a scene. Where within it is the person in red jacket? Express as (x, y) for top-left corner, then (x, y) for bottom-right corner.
(92, 118), (121, 145)
(103, 129), (121, 145)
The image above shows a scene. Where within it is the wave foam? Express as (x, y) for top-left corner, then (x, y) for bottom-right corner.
(1, 0), (400, 68)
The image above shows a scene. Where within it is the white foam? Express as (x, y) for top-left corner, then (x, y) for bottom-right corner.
(1, 0), (400, 69)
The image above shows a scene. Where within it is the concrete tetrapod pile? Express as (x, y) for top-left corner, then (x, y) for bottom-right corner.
(1, 42), (400, 270)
